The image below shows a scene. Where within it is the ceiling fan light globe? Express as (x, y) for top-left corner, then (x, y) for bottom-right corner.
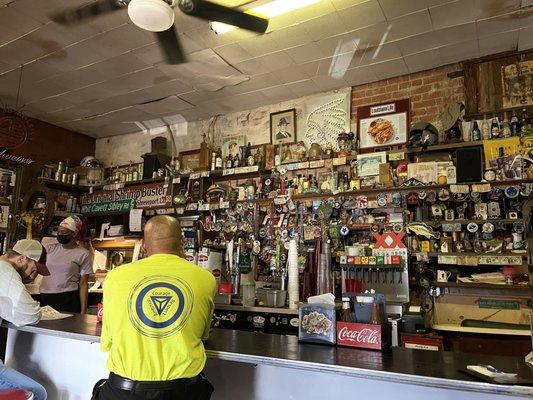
(128, 0), (175, 32)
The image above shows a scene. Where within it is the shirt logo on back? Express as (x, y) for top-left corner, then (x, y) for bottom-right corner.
(127, 275), (193, 338)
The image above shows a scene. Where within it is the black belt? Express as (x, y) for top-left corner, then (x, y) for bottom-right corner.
(108, 372), (199, 392)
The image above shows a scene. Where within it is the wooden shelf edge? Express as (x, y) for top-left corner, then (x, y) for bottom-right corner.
(432, 281), (532, 291)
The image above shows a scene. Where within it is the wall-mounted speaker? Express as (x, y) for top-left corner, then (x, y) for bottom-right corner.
(455, 147), (483, 183)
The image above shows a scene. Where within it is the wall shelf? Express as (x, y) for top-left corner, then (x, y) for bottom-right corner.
(432, 281), (531, 291)
(38, 177), (89, 192)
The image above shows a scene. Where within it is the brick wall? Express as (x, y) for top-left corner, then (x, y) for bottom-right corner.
(351, 63), (465, 124)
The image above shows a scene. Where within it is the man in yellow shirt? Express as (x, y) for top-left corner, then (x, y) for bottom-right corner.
(93, 216), (216, 400)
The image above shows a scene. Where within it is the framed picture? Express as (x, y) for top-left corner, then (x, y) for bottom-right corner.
(179, 150), (201, 171)
(357, 99), (409, 150)
(270, 109), (296, 145)
(250, 144), (265, 168)
(222, 134), (246, 160)
(357, 152), (387, 177)
(501, 60), (533, 109)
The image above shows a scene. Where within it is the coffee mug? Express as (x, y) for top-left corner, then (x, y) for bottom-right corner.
(437, 270), (451, 282)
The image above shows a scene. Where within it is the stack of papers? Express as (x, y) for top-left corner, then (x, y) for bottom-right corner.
(458, 272), (506, 284)
(40, 306), (72, 320)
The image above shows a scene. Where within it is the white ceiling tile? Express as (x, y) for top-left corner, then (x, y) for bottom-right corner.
(302, 13), (349, 42)
(477, 13), (521, 37)
(135, 96), (194, 115)
(40, 40), (109, 72)
(360, 42), (402, 65)
(213, 43), (253, 64)
(238, 35), (282, 58)
(478, 29), (519, 56)
(519, 7), (533, 28)
(260, 85), (294, 102)
(404, 48), (443, 73)
(286, 79), (320, 98)
(397, 22), (477, 55)
(333, 0), (372, 12)
(438, 39), (480, 64)
(0, 4), (44, 35)
(286, 43), (327, 65)
(269, 67), (312, 85)
(518, 26), (533, 50)
(311, 74), (349, 91)
(85, 23), (155, 59)
(0, 38), (49, 66)
(268, 24), (313, 49)
(339, 1), (386, 31)
(298, 58), (336, 78)
(235, 51), (295, 75)
(343, 65), (378, 86)
(430, 0), (478, 29)
(378, 0), (427, 20)
(387, 10), (433, 41)
(371, 58), (409, 80)
(24, 95), (76, 113)
(347, 22), (392, 49)
(474, 0), (521, 20)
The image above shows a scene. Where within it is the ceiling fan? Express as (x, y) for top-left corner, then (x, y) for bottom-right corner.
(51, 0), (269, 64)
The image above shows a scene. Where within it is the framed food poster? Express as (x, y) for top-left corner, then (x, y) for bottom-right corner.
(179, 150), (201, 171)
(358, 99), (409, 150)
(222, 134), (246, 159)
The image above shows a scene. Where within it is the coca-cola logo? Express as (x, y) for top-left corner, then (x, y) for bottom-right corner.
(338, 326), (379, 344)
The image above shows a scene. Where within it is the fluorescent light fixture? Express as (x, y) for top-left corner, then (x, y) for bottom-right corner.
(210, 0), (321, 34)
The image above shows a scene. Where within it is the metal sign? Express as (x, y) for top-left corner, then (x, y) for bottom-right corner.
(81, 182), (172, 210)
(81, 199), (133, 215)
(478, 299), (520, 310)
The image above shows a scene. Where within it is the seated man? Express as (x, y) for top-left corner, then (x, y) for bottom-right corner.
(94, 215), (216, 400)
(0, 239), (50, 400)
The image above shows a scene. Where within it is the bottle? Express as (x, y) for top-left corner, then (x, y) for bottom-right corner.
(521, 108), (529, 134)
(341, 297), (352, 322)
(226, 155), (233, 169)
(215, 150), (223, 170)
(370, 300), (380, 325)
(490, 114), (500, 139)
(471, 121), (481, 141)
(481, 115), (490, 140)
(501, 112), (511, 138)
(211, 151), (216, 171)
(510, 111), (520, 135)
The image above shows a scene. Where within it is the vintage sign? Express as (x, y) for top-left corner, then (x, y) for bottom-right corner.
(81, 182), (172, 211)
(478, 298), (521, 310)
(336, 322), (382, 350)
(81, 199), (133, 215)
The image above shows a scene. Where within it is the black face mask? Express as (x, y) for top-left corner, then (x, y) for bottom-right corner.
(57, 234), (71, 244)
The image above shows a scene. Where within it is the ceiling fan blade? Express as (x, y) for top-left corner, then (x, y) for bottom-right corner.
(155, 25), (185, 64)
(178, 0), (268, 33)
(50, 0), (123, 25)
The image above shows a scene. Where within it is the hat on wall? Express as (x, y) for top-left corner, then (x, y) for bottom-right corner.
(277, 118), (290, 126)
(12, 239), (50, 276)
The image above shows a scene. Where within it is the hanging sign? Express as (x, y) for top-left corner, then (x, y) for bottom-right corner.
(81, 182), (172, 212)
(81, 199), (133, 215)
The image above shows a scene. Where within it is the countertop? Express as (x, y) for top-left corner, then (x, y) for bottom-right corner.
(3, 314), (533, 397)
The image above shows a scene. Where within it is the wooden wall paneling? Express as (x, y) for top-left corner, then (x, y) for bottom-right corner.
(463, 62), (478, 116)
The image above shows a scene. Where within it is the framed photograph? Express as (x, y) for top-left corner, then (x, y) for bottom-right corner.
(357, 99), (409, 150)
(222, 134), (246, 160)
(179, 150), (201, 171)
(357, 152), (387, 177)
(270, 109), (296, 145)
(264, 144), (276, 170)
(250, 144), (265, 168)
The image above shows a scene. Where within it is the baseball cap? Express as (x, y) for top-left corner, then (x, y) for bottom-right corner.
(12, 239), (50, 276)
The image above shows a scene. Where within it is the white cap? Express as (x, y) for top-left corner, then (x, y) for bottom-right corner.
(12, 239), (50, 276)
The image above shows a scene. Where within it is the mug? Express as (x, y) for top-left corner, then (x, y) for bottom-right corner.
(437, 270), (451, 282)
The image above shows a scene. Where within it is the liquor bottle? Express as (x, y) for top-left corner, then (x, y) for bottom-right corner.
(501, 112), (511, 138)
(510, 111), (520, 135)
(226, 155), (233, 169)
(481, 115), (491, 140)
(521, 108), (529, 134)
(471, 121), (481, 141)
(211, 151), (216, 171)
(215, 150), (223, 170)
(490, 114), (500, 139)
(370, 300), (380, 325)
(341, 297), (352, 322)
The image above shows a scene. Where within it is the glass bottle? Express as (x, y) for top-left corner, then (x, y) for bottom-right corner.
(370, 300), (380, 324)
(521, 108), (529, 134)
(471, 121), (481, 141)
(211, 151), (216, 171)
(490, 114), (500, 139)
(510, 111), (520, 135)
(501, 112), (511, 138)
(215, 150), (223, 170)
(481, 114), (491, 140)
(226, 155), (233, 169)
(341, 297), (352, 322)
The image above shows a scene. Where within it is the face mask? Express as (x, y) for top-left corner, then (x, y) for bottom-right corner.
(57, 234), (71, 244)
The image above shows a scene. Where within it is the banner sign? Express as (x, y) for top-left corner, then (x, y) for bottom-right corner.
(81, 183), (172, 213)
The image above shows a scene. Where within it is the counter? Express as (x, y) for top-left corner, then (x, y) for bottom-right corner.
(3, 315), (532, 400)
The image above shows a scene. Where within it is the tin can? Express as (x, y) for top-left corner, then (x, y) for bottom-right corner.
(71, 173), (78, 185)
(97, 303), (103, 323)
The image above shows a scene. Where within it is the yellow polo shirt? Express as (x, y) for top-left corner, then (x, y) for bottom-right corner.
(101, 254), (216, 381)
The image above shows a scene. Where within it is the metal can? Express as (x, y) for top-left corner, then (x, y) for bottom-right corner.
(61, 173), (68, 183)
(71, 173), (78, 185)
(97, 303), (103, 323)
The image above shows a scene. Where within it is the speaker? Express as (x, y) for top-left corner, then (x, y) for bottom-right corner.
(456, 147), (483, 183)
(141, 153), (161, 180)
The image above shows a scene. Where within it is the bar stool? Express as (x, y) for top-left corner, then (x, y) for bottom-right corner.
(0, 390), (34, 400)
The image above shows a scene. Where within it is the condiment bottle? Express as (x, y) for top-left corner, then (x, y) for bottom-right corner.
(370, 300), (381, 324)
